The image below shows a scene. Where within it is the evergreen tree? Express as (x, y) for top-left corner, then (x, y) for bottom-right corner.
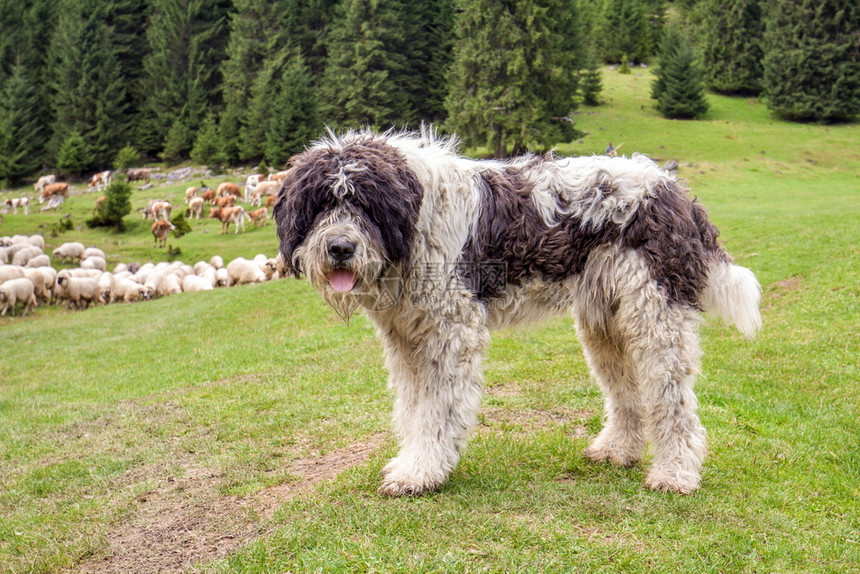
(160, 119), (193, 165)
(445, 0), (581, 157)
(0, 62), (43, 186)
(191, 113), (226, 168)
(265, 54), (320, 168)
(218, 0), (286, 164)
(56, 131), (89, 178)
(139, 0), (232, 156)
(579, 48), (604, 106)
(699, 0), (764, 95)
(762, 0), (860, 122)
(87, 178), (133, 230)
(651, 24), (710, 119)
(320, 0), (412, 130)
(47, 0), (128, 169)
(601, 0), (647, 63)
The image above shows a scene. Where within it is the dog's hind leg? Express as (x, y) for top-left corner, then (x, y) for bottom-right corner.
(578, 319), (646, 468)
(622, 303), (706, 494)
(377, 320), (489, 496)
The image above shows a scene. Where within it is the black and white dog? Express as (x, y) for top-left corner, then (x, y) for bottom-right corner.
(274, 127), (760, 496)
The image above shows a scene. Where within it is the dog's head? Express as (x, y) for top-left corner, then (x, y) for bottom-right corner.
(274, 132), (424, 317)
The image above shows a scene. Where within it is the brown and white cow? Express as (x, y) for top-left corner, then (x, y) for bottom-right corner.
(209, 206), (247, 234)
(3, 197), (30, 215)
(151, 219), (176, 248)
(247, 207), (267, 227)
(216, 182), (242, 200)
(87, 170), (112, 193)
(33, 174), (56, 193)
(39, 182), (69, 204)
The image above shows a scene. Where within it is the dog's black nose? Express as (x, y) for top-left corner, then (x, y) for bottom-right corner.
(328, 240), (355, 262)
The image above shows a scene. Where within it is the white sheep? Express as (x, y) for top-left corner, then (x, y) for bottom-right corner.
(32, 266), (57, 303)
(181, 274), (214, 292)
(215, 267), (230, 287)
(22, 268), (51, 303)
(113, 262), (129, 274)
(55, 275), (104, 309)
(210, 255), (224, 269)
(52, 242), (85, 264)
(0, 265), (26, 284)
(227, 257), (267, 285)
(0, 277), (37, 316)
(82, 247), (106, 260)
(80, 256), (107, 271)
(11, 246), (43, 267)
(158, 273), (182, 297)
(27, 235), (45, 250)
(25, 254), (51, 268)
(97, 272), (114, 302)
(110, 277), (153, 303)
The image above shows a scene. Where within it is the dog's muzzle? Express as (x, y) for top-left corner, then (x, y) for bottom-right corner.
(327, 238), (358, 293)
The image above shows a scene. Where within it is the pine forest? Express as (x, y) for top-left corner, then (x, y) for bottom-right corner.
(0, 0), (858, 185)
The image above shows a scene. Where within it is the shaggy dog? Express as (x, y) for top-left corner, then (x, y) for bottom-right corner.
(274, 127), (761, 496)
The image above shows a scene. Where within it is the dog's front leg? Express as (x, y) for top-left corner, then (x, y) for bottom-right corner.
(377, 320), (488, 496)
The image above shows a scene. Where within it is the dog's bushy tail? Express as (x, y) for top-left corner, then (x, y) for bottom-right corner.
(701, 261), (762, 339)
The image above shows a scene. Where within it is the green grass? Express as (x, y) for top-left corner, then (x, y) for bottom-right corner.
(1, 69), (858, 573)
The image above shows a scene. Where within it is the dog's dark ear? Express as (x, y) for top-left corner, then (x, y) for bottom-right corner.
(346, 141), (424, 274)
(274, 165), (309, 278)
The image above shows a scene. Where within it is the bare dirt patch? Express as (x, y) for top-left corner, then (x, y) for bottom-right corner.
(480, 407), (592, 438)
(75, 434), (387, 574)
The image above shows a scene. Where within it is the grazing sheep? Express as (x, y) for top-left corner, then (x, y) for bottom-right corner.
(81, 256), (107, 271)
(52, 242), (86, 264)
(11, 246), (43, 267)
(97, 272), (114, 302)
(83, 247), (106, 260)
(110, 277), (153, 303)
(55, 276), (104, 309)
(181, 274), (214, 292)
(215, 267), (230, 287)
(227, 257), (267, 285)
(25, 254), (51, 268)
(32, 266), (57, 303)
(0, 265), (26, 284)
(22, 268), (51, 303)
(210, 255), (224, 269)
(0, 277), (37, 316)
(27, 235), (45, 250)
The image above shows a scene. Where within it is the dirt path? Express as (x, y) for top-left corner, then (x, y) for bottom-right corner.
(76, 434), (386, 574)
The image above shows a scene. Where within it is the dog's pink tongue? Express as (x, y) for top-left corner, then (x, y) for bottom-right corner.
(329, 269), (356, 293)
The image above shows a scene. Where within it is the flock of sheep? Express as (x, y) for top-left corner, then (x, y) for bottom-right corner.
(0, 234), (286, 317)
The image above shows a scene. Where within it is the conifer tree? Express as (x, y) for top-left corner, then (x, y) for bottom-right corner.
(265, 54), (320, 168)
(48, 0), (128, 169)
(446, 0), (581, 157)
(601, 0), (647, 63)
(0, 62), (43, 185)
(651, 24), (710, 119)
(699, 0), (764, 95)
(579, 49), (604, 106)
(87, 178), (133, 230)
(762, 0), (860, 122)
(139, 0), (231, 156)
(191, 113), (226, 168)
(320, 0), (411, 130)
(56, 132), (89, 178)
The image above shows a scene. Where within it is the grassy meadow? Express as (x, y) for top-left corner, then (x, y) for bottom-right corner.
(1, 69), (858, 573)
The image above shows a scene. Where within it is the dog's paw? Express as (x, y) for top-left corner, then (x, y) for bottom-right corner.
(644, 469), (700, 495)
(583, 444), (641, 467)
(378, 458), (442, 497)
